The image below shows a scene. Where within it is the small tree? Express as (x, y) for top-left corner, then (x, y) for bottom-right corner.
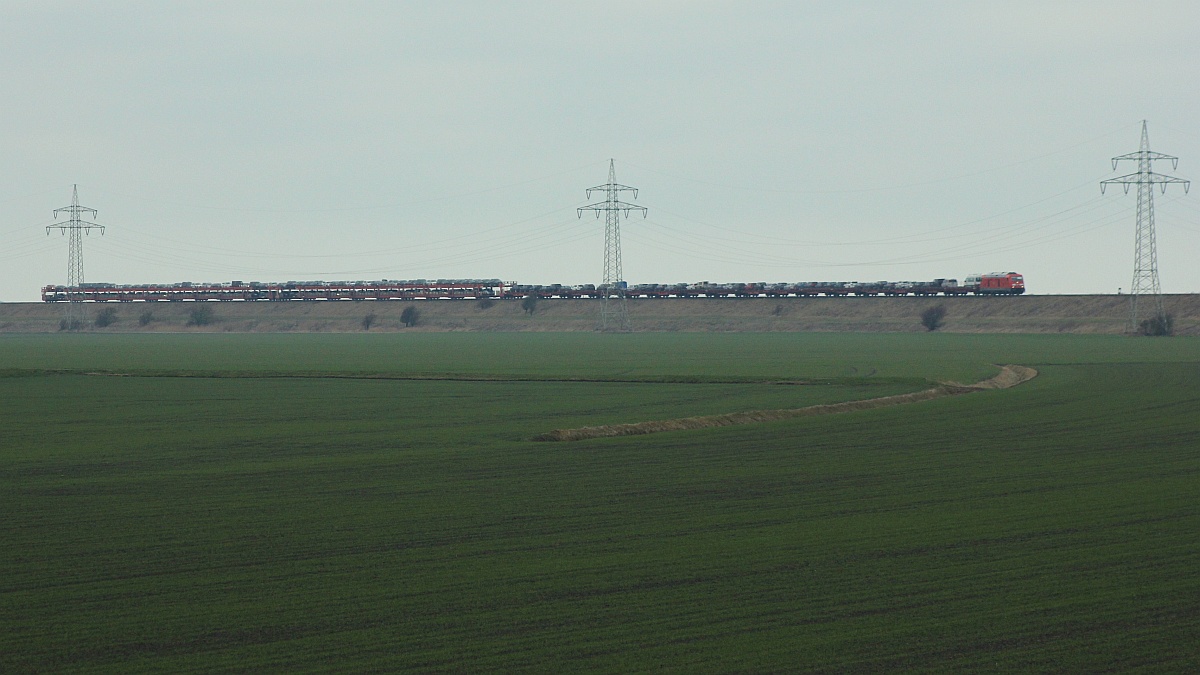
(400, 306), (420, 328)
(362, 313), (377, 331)
(920, 304), (947, 331)
(59, 318), (84, 331)
(94, 307), (118, 328)
(1139, 313), (1174, 336)
(477, 297), (495, 310)
(186, 305), (215, 327)
(521, 295), (539, 315)
(139, 310), (155, 326)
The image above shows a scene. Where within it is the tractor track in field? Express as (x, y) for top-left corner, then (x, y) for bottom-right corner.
(533, 365), (1038, 442)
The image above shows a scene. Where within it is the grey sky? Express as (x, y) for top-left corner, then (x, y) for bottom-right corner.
(2, 1), (1199, 301)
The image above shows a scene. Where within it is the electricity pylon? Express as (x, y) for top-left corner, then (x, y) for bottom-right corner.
(578, 160), (646, 332)
(46, 185), (104, 330)
(1102, 121), (1189, 333)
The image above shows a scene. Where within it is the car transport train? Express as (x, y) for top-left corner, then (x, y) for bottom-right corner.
(42, 273), (1025, 302)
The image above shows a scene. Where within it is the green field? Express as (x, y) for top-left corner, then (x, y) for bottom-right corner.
(2, 333), (1199, 671)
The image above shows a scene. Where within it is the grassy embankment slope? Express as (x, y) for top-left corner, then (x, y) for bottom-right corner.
(2, 333), (1199, 671)
(3, 294), (1200, 334)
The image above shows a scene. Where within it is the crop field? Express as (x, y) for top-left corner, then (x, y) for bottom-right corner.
(2, 333), (1199, 671)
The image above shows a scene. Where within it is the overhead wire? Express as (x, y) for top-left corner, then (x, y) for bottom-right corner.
(621, 123), (1136, 196)
(624, 187), (1139, 271)
(109, 200), (590, 261)
(644, 172), (1114, 249)
(87, 160), (607, 214)
(637, 193), (1120, 266)
(86, 213), (599, 280)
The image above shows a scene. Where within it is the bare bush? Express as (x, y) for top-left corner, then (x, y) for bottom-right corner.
(920, 305), (947, 331)
(1139, 313), (1174, 336)
(94, 307), (118, 328)
(400, 306), (420, 327)
(186, 305), (215, 327)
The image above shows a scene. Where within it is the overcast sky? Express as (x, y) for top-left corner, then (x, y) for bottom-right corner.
(2, 1), (1199, 300)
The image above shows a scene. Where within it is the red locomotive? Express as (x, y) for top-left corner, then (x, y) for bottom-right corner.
(963, 272), (1025, 295)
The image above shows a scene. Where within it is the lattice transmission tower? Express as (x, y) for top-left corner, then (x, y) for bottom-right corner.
(578, 160), (646, 332)
(46, 185), (104, 330)
(1102, 121), (1190, 333)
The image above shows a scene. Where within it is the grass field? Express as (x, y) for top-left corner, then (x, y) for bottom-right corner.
(2, 333), (1199, 671)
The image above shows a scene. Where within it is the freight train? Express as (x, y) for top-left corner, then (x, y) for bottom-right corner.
(41, 273), (1024, 302)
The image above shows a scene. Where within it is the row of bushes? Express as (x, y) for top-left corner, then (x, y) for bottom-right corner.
(69, 296), (523, 331)
(919, 304), (1175, 335)
(67, 305), (426, 331)
(362, 307), (420, 330)
(62, 301), (1181, 336)
(61, 305), (223, 331)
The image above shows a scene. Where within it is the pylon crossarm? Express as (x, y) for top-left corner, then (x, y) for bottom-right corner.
(47, 225), (103, 233)
(1112, 150), (1179, 164)
(587, 181), (638, 190)
(1144, 173), (1188, 186)
(1102, 174), (1189, 192)
(586, 185), (638, 199)
(579, 202), (647, 214)
(1101, 172), (1142, 186)
(54, 201), (97, 212)
(594, 201), (645, 211)
(588, 183), (638, 191)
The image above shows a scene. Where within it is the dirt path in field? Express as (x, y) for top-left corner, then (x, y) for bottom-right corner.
(533, 365), (1038, 442)
(951, 364), (1038, 389)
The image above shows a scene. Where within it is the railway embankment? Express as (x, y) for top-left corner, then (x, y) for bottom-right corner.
(1, 294), (1199, 335)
